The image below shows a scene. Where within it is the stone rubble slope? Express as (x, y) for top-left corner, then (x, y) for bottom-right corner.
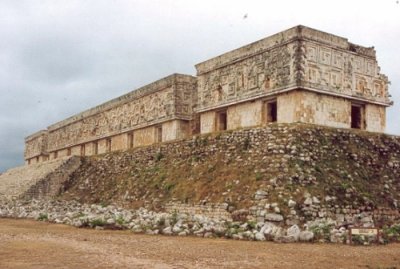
(63, 123), (400, 221)
(1, 124), (400, 245)
(0, 199), (314, 243)
(1, 199), (399, 244)
(0, 156), (81, 200)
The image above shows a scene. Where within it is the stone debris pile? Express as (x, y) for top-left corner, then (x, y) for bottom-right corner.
(0, 199), (315, 242)
(1, 198), (400, 244)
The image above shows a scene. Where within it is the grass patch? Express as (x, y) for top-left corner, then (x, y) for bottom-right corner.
(90, 218), (106, 227)
(37, 213), (48, 221)
(155, 151), (164, 162)
(164, 182), (175, 192)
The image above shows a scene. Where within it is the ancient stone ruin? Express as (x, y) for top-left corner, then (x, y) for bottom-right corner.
(24, 25), (392, 165)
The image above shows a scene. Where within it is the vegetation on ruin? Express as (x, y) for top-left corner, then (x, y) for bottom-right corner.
(60, 123), (400, 225)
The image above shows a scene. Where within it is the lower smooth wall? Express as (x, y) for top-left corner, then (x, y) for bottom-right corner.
(200, 111), (216, 134)
(134, 126), (157, 147)
(200, 100), (264, 134)
(365, 104), (386, 132)
(162, 120), (190, 142)
(111, 133), (128, 151)
(227, 100), (263, 130)
(278, 90), (351, 129)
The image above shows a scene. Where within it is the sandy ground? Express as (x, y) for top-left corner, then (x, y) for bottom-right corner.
(0, 218), (399, 269)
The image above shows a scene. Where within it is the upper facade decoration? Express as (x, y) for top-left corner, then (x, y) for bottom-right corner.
(195, 25), (391, 112)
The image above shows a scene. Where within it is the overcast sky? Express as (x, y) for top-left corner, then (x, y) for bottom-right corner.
(0, 0), (399, 172)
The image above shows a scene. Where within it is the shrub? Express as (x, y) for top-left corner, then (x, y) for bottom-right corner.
(225, 228), (236, 239)
(115, 216), (125, 225)
(255, 172), (263, 181)
(157, 217), (166, 228)
(247, 220), (257, 230)
(164, 182), (175, 192)
(90, 218), (106, 227)
(351, 234), (365, 245)
(155, 151), (164, 162)
(170, 210), (179, 226)
(383, 224), (400, 242)
(309, 221), (334, 242)
(100, 201), (108, 208)
(38, 213), (48, 221)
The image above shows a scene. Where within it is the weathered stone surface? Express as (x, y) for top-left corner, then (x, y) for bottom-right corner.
(288, 200), (296, 208)
(25, 74), (197, 163)
(287, 225), (301, 241)
(255, 190), (268, 200)
(299, 231), (314, 242)
(196, 26), (390, 135)
(265, 213), (284, 222)
(255, 232), (266, 241)
(304, 197), (313, 205)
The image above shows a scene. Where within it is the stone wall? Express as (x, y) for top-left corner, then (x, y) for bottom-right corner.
(5, 124), (400, 243)
(278, 90), (350, 128)
(195, 25), (391, 134)
(195, 25), (390, 110)
(365, 104), (386, 133)
(47, 74), (196, 152)
(277, 91), (386, 132)
(195, 37), (296, 113)
(62, 123), (400, 221)
(227, 100), (263, 130)
(40, 122), (400, 245)
(200, 111), (216, 134)
(165, 202), (232, 220)
(301, 39), (389, 105)
(25, 74), (196, 164)
(25, 130), (48, 161)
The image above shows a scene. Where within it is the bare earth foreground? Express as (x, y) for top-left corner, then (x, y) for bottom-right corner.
(0, 219), (399, 269)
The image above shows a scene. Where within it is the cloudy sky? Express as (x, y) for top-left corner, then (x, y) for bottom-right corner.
(0, 0), (399, 172)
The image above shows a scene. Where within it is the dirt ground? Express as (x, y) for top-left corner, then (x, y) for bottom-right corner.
(0, 218), (399, 269)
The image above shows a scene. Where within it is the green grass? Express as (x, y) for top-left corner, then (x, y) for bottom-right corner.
(90, 218), (106, 227)
(37, 213), (48, 221)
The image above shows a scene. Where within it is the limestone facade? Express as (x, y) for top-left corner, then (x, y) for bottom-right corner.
(25, 74), (197, 164)
(25, 25), (392, 164)
(195, 25), (391, 135)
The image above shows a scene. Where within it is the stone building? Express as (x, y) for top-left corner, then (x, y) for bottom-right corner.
(25, 74), (197, 164)
(24, 25), (392, 165)
(196, 26), (391, 134)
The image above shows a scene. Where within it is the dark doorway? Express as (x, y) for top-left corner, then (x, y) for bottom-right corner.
(93, 142), (98, 155)
(156, 126), (163, 143)
(266, 101), (277, 123)
(80, 144), (86, 156)
(106, 138), (112, 152)
(216, 110), (227, 131)
(351, 105), (363, 129)
(127, 132), (134, 149)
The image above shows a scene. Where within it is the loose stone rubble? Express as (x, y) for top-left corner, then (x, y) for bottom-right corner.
(0, 198), (399, 245)
(0, 199), (312, 242)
